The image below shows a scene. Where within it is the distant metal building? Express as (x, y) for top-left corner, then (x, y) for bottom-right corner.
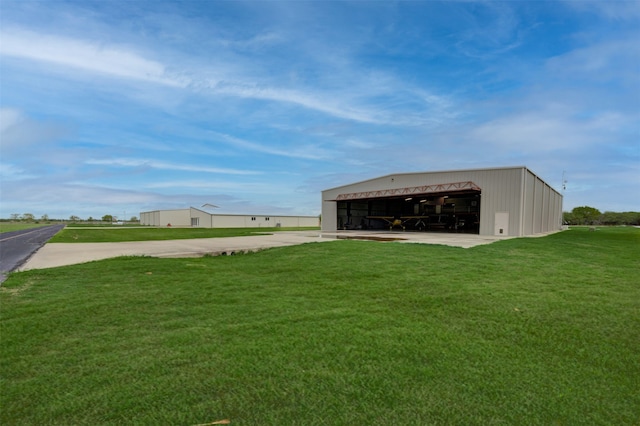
(321, 166), (563, 237)
(140, 207), (319, 228)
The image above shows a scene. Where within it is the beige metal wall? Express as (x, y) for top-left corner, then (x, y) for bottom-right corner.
(521, 170), (563, 235)
(140, 208), (318, 228)
(211, 214), (318, 228)
(141, 210), (182, 226)
(140, 211), (151, 225)
(190, 207), (212, 227)
(161, 209), (191, 226)
(321, 166), (562, 237)
(139, 209), (193, 227)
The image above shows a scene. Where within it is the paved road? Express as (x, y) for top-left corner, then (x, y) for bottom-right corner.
(0, 224), (65, 282)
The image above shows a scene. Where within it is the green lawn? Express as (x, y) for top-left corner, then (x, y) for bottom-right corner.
(1, 227), (638, 425)
(50, 226), (320, 243)
(0, 222), (54, 233)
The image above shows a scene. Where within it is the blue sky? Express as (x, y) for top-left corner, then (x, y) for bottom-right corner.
(1, 1), (638, 220)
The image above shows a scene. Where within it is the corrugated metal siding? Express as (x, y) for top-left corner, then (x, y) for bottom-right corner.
(274, 216), (319, 227)
(159, 209), (190, 227)
(139, 211), (162, 226)
(213, 215), (266, 228)
(322, 202), (338, 231)
(322, 166), (562, 236)
(141, 209), (318, 228)
(523, 173), (535, 235)
(521, 169), (563, 235)
(472, 168), (523, 236)
(534, 177), (544, 233)
(190, 208), (211, 227)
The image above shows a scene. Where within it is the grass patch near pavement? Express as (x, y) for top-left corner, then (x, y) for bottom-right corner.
(50, 226), (320, 243)
(0, 222), (54, 233)
(1, 227), (638, 424)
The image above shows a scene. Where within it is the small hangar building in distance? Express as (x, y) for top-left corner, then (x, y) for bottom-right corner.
(140, 207), (319, 228)
(321, 166), (563, 237)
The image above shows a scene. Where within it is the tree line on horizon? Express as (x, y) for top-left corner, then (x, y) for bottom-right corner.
(563, 206), (640, 226)
(3, 207), (639, 227)
(3, 213), (138, 223)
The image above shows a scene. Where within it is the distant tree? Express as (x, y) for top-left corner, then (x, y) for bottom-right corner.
(571, 206), (602, 225)
(87, 216), (94, 222)
(130, 216), (138, 222)
(10, 213), (20, 221)
(69, 215), (81, 222)
(600, 211), (622, 226)
(562, 211), (574, 225)
(102, 215), (113, 222)
(21, 213), (35, 222)
(41, 214), (49, 222)
(625, 212), (640, 225)
(601, 211), (640, 226)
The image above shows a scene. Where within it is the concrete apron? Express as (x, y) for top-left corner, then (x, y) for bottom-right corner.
(18, 231), (510, 271)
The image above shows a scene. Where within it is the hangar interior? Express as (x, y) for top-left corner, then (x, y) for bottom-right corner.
(337, 189), (481, 233)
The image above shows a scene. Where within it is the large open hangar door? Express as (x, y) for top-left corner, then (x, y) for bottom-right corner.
(335, 181), (481, 234)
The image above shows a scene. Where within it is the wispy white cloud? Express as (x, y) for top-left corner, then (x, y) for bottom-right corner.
(0, 163), (36, 180)
(86, 158), (261, 175)
(208, 131), (330, 160)
(144, 180), (278, 193)
(0, 24), (455, 126)
(451, 1), (525, 59)
(472, 113), (592, 153)
(0, 108), (22, 134)
(217, 31), (284, 50)
(0, 108), (68, 152)
(342, 138), (378, 150)
(567, 1), (640, 21)
(545, 37), (640, 90)
(0, 28), (187, 87)
(213, 83), (382, 124)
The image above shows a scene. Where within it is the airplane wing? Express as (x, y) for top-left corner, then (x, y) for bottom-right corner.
(367, 216), (395, 223)
(367, 216), (406, 229)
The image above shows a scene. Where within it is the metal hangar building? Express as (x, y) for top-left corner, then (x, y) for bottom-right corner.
(321, 166), (563, 237)
(140, 207), (319, 229)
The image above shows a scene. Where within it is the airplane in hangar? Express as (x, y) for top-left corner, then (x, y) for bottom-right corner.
(366, 216), (411, 230)
(366, 215), (439, 231)
(366, 214), (462, 231)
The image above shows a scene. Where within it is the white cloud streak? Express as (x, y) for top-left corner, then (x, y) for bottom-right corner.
(0, 107), (68, 151)
(0, 28), (187, 87)
(86, 158), (261, 175)
(0, 26), (454, 126)
(208, 131), (330, 160)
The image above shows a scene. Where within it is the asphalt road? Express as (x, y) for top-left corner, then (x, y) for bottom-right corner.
(0, 224), (65, 283)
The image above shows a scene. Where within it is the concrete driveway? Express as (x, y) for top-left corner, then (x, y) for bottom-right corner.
(18, 230), (509, 271)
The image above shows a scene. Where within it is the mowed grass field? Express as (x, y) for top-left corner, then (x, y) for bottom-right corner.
(50, 226), (320, 243)
(1, 227), (638, 425)
(0, 222), (55, 233)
